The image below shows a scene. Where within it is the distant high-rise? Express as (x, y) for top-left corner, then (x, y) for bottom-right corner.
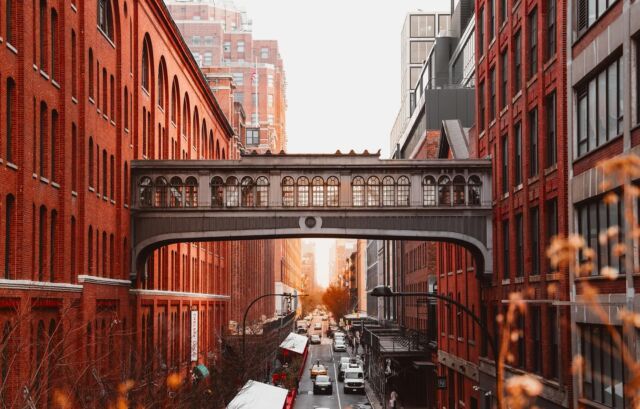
(301, 241), (316, 292)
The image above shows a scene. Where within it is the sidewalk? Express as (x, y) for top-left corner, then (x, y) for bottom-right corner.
(365, 381), (384, 409)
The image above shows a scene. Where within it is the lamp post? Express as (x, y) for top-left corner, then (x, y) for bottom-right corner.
(369, 285), (500, 409)
(242, 292), (306, 358)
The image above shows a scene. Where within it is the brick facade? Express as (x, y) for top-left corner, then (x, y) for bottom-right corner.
(0, 0), (233, 406)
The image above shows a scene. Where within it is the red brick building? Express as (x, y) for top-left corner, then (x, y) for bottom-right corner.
(474, 0), (571, 407)
(0, 0), (234, 406)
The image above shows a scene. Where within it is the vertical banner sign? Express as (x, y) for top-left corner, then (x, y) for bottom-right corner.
(191, 310), (198, 362)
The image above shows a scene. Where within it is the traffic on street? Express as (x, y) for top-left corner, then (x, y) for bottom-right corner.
(294, 313), (371, 409)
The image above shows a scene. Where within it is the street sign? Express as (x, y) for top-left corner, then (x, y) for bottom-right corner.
(437, 376), (447, 389)
(191, 310), (198, 362)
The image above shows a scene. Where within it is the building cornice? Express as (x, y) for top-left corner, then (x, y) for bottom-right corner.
(0, 279), (83, 293)
(77, 275), (131, 287)
(130, 289), (230, 300)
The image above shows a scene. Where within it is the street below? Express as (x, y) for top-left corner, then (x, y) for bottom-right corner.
(294, 316), (371, 409)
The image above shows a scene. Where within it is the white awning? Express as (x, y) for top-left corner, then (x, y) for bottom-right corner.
(279, 332), (308, 354)
(227, 380), (288, 409)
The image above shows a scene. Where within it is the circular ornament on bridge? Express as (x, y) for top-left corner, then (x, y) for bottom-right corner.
(299, 216), (321, 230)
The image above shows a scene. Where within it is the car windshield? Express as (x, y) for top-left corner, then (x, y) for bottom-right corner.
(345, 372), (363, 379)
(316, 375), (330, 382)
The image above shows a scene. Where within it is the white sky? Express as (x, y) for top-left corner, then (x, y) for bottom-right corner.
(233, 0), (450, 286)
(235, 0), (451, 157)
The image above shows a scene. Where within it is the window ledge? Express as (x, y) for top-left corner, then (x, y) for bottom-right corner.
(513, 276), (524, 284)
(457, 337), (464, 342)
(574, 273), (625, 282)
(501, 192), (509, 200)
(110, 199), (116, 205)
(88, 186), (95, 192)
(6, 43), (17, 55)
(479, 130), (486, 139)
(124, 204), (129, 209)
(97, 27), (116, 49)
(513, 183), (524, 193)
(102, 195), (108, 201)
(512, 90), (523, 103)
(103, 114), (109, 121)
(456, 269), (463, 274)
(6, 162), (18, 170)
(51, 181), (60, 189)
(124, 127), (129, 133)
(52, 80), (60, 89)
(33, 64), (38, 71)
(529, 274), (541, 282)
(40, 70), (49, 80)
(489, 119), (497, 128)
(543, 55), (557, 71)
(89, 97), (95, 105)
(71, 96), (78, 104)
(40, 176), (50, 184)
(527, 175), (539, 184)
(501, 278), (511, 285)
(110, 120), (116, 126)
(546, 272), (563, 281)
(499, 105), (509, 117)
(141, 87), (150, 97)
(526, 74), (538, 89)
(447, 271), (454, 276)
(544, 164), (558, 176)
(32, 173), (37, 179)
(96, 192), (101, 198)
(71, 3), (77, 12)
(71, 190), (78, 197)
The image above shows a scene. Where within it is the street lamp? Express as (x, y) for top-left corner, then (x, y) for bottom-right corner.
(241, 292), (307, 358)
(370, 285), (500, 409)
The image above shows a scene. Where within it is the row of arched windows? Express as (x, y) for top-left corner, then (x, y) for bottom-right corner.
(87, 226), (117, 279)
(137, 174), (483, 208)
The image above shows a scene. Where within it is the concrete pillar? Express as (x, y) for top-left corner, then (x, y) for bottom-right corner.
(197, 170), (210, 207)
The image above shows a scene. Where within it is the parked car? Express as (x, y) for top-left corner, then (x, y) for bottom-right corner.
(314, 322), (322, 330)
(310, 334), (321, 344)
(310, 362), (328, 378)
(333, 339), (347, 352)
(343, 367), (365, 394)
(313, 375), (333, 395)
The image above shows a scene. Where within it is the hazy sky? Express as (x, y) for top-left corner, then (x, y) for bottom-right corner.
(235, 0), (451, 157)
(233, 0), (450, 286)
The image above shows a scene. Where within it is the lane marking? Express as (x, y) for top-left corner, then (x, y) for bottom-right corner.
(332, 360), (343, 409)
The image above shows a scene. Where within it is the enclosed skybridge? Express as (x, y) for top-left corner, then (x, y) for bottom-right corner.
(130, 152), (493, 279)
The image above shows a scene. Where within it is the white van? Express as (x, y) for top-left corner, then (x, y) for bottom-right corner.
(343, 367), (365, 394)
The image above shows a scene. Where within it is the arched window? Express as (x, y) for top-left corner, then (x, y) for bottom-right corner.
(34, 320), (45, 394)
(367, 176), (381, 207)
(139, 177), (152, 207)
(397, 176), (410, 207)
(225, 177), (239, 207)
(182, 94), (190, 137)
(192, 109), (199, 151)
(352, 177), (365, 207)
(50, 110), (58, 182)
(50, 8), (59, 81)
(312, 177), (324, 207)
(123, 162), (129, 205)
(282, 177), (294, 207)
(256, 177), (269, 207)
(438, 176), (452, 206)
(453, 175), (466, 206)
(154, 177), (168, 207)
(210, 177), (224, 207)
(382, 177), (395, 207)
(171, 78), (179, 124)
(327, 177), (339, 207)
(422, 176), (436, 206)
(297, 177), (310, 207)
(185, 177), (198, 207)
(97, 0), (114, 41)
(169, 177), (183, 207)
(5, 0), (16, 45)
(141, 38), (151, 91)
(88, 138), (94, 188)
(158, 59), (167, 108)
(49, 210), (57, 282)
(468, 176), (482, 205)
(241, 177), (255, 207)
(124, 87), (129, 129)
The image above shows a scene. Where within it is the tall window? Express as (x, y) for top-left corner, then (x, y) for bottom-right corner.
(49, 210), (57, 281)
(546, 92), (557, 167)
(478, 7), (484, 56)
(500, 51), (508, 109)
(549, 307), (559, 379)
(124, 87), (129, 129)
(110, 75), (115, 119)
(88, 226), (93, 274)
(366, 177), (381, 207)
(488, 0), (495, 40)
(38, 206), (47, 281)
(256, 177), (269, 207)
(514, 122), (522, 186)
(502, 220), (509, 278)
(88, 49), (94, 100)
(327, 177), (339, 207)
(141, 40), (150, 91)
(97, 0), (114, 41)
(39, 0), (48, 71)
(6, 78), (16, 163)
(282, 177), (294, 207)
(383, 177), (395, 207)
(531, 306), (542, 374)
(39, 102), (48, 177)
(576, 59), (622, 157)
(422, 176), (436, 206)
(297, 177), (309, 207)
(50, 110), (58, 182)
(513, 30), (522, 93)
(530, 207), (540, 275)
(499, 0), (507, 25)
(397, 176), (410, 206)
(4, 195), (15, 279)
(211, 177), (224, 207)
(352, 177), (365, 207)
(579, 324), (625, 407)
(438, 176), (452, 206)
(546, 198), (558, 242)
(5, 0), (16, 45)
(515, 213), (523, 277)
(70, 217), (76, 275)
(312, 177), (324, 207)
(88, 138), (94, 189)
(71, 30), (77, 98)
(102, 150), (107, 195)
(50, 9), (58, 81)
(158, 62), (166, 108)
(528, 9), (537, 79)
(478, 81), (485, 130)
(246, 128), (259, 145)
(109, 155), (114, 199)
(529, 109), (538, 177)
(241, 177), (254, 207)
(501, 134), (508, 194)
(489, 67), (496, 120)
(546, 0), (556, 60)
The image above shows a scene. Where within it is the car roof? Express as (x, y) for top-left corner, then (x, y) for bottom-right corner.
(345, 367), (363, 372)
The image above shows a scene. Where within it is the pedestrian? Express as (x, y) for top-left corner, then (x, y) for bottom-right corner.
(390, 389), (399, 409)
